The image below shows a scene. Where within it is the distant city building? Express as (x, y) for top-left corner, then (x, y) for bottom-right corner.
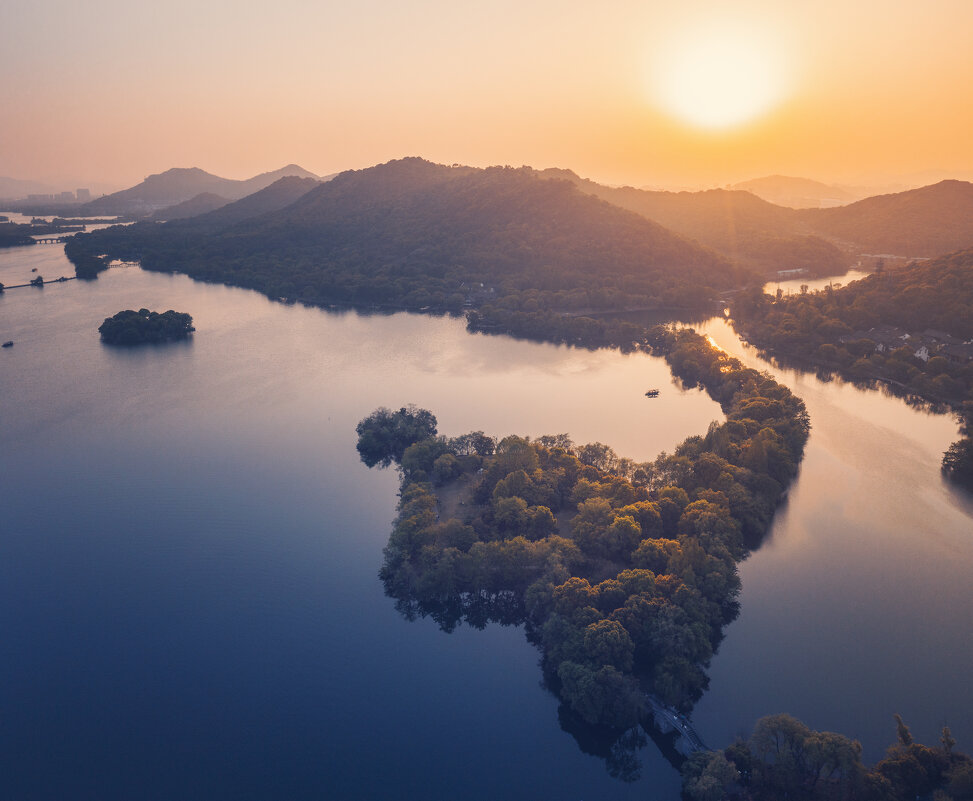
(27, 193), (54, 202)
(76, 188), (91, 201)
(57, 191), (75, 202)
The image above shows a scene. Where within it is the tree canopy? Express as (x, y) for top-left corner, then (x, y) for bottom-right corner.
(98, 308), (194, 345)
(357, 327), (811, 777)
(355, 405), (439, 468)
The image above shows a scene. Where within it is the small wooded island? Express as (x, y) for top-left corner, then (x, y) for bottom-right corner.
(98, 308), (194, 345)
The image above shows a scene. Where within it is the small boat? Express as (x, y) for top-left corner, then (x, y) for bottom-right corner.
(2, 341), (13, 348)
(644, 389), (659, 397)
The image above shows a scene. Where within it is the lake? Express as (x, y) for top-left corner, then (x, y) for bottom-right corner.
(1, 246), (970, 800)
(762, 268), (872, 297)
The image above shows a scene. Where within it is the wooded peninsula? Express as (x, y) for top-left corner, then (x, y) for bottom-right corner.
(357, 327), (972, 799)
(357, 326), (810, 777)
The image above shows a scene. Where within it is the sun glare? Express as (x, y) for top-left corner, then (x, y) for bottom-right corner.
(649, 20), (790, 130)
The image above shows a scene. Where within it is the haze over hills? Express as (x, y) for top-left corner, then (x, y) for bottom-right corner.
(729, 175), (859, 209)
(541, 168), (973, 269)
(66, 158), (745, 308)
(795, 180), (973, 258)
(539, 168), (849, 276)
(171, 176), (320, 229)
(80, 164), (320, 216)
(149, 192), (230, 221)
(0, 176), (57, 199)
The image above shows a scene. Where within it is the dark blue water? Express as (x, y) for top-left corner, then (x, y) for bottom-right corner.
(2, 248), (729, 800)
(2, 246), (971, 799)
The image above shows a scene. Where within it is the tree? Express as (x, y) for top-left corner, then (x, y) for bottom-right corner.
(355, 405), (438, 468)
(895, 713), (913, 746)
(683, 751), (739, 801)
(942, 438), (973, 489)
(582, 618), (635, 672)
(556, 661), (642, 729)
(941, 726), (956, 757)
(98, 308), (195, 345)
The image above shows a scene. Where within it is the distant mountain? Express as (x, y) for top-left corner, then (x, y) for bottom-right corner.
(0, 176), (55, 199)
(730, 175), (859, 209)
(149, 192), (230, 221)
(146, 176), (321, 223)
(543, 170), (973, 269)
(797, 180), (973, 258)
(539, 169), (848, 276)
(186, 176), (319, 228)
(80, 164), (320, 216)
(67, 158), (746, 307)
(237, 164), (320, 197)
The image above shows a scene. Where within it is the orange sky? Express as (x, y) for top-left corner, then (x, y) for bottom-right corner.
(2, 0), (972, 190)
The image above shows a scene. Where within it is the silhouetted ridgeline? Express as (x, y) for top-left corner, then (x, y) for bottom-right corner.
(75, 164), (319, 217)
(731, 249), (973, 489)
(358, 328), (810, 778)
(65, 158), (750, 311)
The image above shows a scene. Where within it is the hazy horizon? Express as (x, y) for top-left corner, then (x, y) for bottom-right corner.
(3, 0), (972, 191)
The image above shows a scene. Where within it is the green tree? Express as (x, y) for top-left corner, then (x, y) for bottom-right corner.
(582, 618), (635, 672)
(356, 405), (438, 468)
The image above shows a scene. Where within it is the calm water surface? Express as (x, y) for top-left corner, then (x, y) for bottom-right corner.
(696, 318), (973, 761)
(1, 248), (970, 800)
(762, 268), (871, 296)
(1, 248), (719, 801)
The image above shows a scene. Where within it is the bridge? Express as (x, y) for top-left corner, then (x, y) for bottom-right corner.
(34, 236), (70, 244)
(2, 276), (76, 289)
(643, 694), (708, 756)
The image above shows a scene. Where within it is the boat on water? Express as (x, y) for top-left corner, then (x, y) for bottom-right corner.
(644, 389), (659, 397)
(2, 341), (14, 348)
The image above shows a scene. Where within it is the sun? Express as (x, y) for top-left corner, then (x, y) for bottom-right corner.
(649, 20), (790, 130)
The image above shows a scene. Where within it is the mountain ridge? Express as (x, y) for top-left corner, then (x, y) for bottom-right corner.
(79, 164), (320, 216)
(66, 157), (746, 309)
(729, 175), (859, 208)
(795, 180), (973, 258)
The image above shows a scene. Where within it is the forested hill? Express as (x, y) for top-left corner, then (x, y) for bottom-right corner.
(758, 248), (973, 341)
(731, 249), (973, 488)
(831, 248), (973, 338)
(65, 175), (322, 278)
(538, 168), (848, 276)
(66, 158), (749, 310)
(795, 179), (973, 258)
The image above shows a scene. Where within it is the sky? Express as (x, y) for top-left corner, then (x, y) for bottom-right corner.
(2, 0), (972, 191)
